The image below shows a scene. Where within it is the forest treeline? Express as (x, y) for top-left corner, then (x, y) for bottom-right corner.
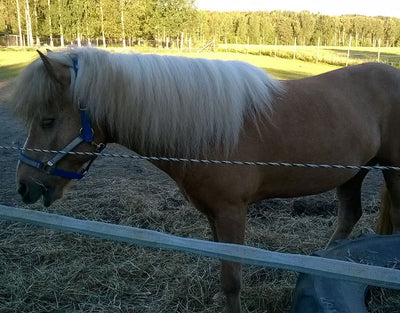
(1, 0), (400, 47)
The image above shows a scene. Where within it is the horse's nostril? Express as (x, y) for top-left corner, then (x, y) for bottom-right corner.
(17, 181), (46, 204)
(18, 182), (27, 196)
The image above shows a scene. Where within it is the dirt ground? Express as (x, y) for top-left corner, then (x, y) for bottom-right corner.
(0, 79), (398, 313)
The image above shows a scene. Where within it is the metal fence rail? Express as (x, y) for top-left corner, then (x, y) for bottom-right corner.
(1, 204), (400, 290)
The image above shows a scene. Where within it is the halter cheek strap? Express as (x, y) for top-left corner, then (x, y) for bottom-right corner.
(19, 57), (106, 180)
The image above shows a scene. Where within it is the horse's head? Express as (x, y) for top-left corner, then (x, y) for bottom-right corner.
(14, 50), (106, 207)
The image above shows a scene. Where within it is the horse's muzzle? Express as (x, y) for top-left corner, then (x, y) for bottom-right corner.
(18, 180), (48, 206)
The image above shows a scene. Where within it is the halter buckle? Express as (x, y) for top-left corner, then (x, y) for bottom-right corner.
(42, 161), (55, 173)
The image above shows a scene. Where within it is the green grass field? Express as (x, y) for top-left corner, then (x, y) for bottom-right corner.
(168, 51), (340, 79)
(0, 49), (38, 80)
(1, 47), (340, 81)
(222, 44), (400, 68)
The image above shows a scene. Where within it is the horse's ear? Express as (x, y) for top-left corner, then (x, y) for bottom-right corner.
(37, 50), (70, 87)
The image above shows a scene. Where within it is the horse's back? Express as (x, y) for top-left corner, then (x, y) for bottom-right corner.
(278, 63), (400, 159)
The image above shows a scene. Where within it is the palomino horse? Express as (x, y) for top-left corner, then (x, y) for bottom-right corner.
(13, 48), (400, 313)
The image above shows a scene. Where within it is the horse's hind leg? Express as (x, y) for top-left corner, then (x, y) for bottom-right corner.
(329, 170), (368, 245)
(382, 171), (400, 233)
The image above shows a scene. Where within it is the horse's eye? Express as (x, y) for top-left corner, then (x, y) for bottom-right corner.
(40, 118), (55, 129)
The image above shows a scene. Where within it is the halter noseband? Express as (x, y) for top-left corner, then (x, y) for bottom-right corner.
(19, 57), (105, 180)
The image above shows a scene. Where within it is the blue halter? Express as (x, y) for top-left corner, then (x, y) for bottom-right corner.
(19, 57), (105, 180)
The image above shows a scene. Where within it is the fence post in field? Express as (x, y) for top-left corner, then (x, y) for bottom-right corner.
(346, 35), (352, 67)
(378, 39), (381, 62)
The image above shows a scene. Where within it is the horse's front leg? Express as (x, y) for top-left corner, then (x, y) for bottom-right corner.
(206, 205), (247, 313)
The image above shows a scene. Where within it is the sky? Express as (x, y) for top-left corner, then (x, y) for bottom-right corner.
(195, 0), (400, 18)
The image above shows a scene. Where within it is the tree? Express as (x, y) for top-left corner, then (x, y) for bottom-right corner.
(98, 0), (106, 47)
(47, 0), (53, 46)
(24, 0), (33, 45)
(120, 0), (126, 47)
(298, 11), (315, 45)
(2, 2), (400, 48)
(123, 0), (147, 41)
(312, 15), (337, 45)
(247, 13), (260, 44)
(370, 18), (384, 46)
(393, 19), (400, 46)
(273, 13), (293, 45)
(33, 0), (40, 45)
(218, 12), (236, 43)
(384, 18), (397, 47)
(56, 0), (64, 46)
(15, 0), (23, 45)
(150, 0), (197, 41)
(235, 13), (248, 43)
(0, 1), (5, 33)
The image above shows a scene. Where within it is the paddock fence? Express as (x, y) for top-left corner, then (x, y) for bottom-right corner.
(1, 145), (400, 291)
(1, 204), (400, 290)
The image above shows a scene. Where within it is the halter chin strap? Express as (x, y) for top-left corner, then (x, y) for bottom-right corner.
(19, 57), (106, 180)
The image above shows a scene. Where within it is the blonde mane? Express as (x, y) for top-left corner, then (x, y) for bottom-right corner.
(13, 48), (282, 157)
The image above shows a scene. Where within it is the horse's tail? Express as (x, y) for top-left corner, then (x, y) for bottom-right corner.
(376, 183), (394, 235)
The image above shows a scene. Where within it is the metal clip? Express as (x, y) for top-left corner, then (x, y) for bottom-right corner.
(78, 99), (88, 111)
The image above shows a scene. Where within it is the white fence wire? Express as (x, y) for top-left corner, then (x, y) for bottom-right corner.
(2, 145), (400, 171)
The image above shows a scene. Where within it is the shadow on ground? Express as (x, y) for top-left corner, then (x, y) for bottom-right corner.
(0, 64), (26, 81)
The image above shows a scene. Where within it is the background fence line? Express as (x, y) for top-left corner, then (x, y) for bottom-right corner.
(1, 204), (400, 290)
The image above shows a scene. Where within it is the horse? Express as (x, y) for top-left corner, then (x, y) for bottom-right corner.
(12, 48), (400, 313)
